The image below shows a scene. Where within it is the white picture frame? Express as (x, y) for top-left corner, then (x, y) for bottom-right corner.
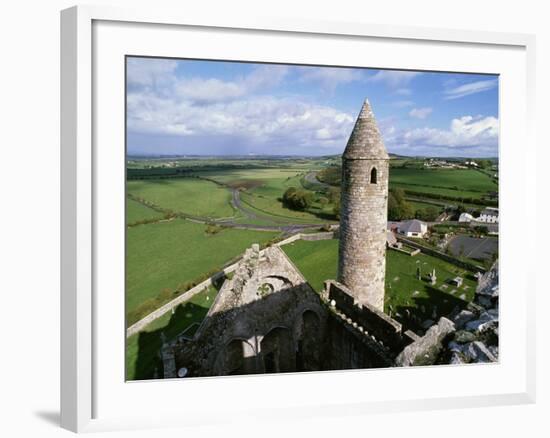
(60, 4), (536, 433)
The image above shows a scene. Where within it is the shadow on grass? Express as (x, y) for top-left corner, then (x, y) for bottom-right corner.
(304, 207), (338, 221)
(129, 301), (210, 381)
(278, 202), (337, 222)
(393, 285), (467, 333)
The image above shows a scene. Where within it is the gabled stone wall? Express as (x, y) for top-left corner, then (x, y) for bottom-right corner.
(163, 245), (329, 377)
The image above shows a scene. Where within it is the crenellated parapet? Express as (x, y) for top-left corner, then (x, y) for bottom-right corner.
(323, 280), (418, 357)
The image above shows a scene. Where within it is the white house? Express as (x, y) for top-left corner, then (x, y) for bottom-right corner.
(397, 219), (428, 238)
(478, 207), (499, 224)
(459, 212), (474, 223)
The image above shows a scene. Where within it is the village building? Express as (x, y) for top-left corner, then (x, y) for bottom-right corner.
(478, 207), (499, 223)
(459, 212), (474, 223)
(397, 219), (428, 238)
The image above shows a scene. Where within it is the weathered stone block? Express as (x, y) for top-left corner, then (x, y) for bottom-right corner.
(395, 317), (455, 366)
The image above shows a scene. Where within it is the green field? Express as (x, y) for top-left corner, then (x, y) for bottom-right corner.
(127, 178), (236, 218)
(126, 198), (164, 225)
(126, 218), (279, 320)
(125, 157), (496, 378)
(282, 238), (476, 330)
(390, 168), (497, 200)
(282, 239), (339, 291)
(126, 285), (218, 381)
(390, 168), (496, 191)
(408, 200), (442, 214)
(199, 168), (334, 223)
(240, 191), (328, 223)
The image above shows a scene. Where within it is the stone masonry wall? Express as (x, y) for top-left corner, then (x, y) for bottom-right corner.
(325, 280), (416, 352)
(338, 157), (389, 310)
(167, 245), (328, 377)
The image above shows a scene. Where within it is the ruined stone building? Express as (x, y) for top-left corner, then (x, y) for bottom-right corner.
(160, 100), (498, 378)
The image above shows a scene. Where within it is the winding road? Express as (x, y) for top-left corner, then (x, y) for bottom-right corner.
(217, 188), (325, 234)
(130, 188), (326, 234)
(304, 171), (330, 190)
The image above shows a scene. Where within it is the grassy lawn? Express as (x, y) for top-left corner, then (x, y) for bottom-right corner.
(282, 238), (477, 331)
(126, 285), (218, 381)
(126, 218), (279, 319)
(283, 239), (338, 291)
(126, 198), (164, 225)
(127, 178), (235, 218)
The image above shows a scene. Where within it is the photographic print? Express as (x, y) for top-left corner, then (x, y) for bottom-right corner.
(125, 57), (499, 380)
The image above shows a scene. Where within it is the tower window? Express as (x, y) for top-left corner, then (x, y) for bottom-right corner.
(370, 167), (377, 184)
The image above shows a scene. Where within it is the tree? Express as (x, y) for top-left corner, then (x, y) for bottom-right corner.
(327, 187), (340, 204)
(387, 188), (414, 220)
(415, 206), (439, 221)
(387, 192), (401, 221)
(477, 159), (492, 169)
(282, 187), (314, 211)
(333, 201), (341, 219)
(473, 225), (489, 235)
(392, 187), (406, 204)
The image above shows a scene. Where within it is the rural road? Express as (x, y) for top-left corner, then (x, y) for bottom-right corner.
(304, 171), (330, 190)
(219, 188), (325, 234)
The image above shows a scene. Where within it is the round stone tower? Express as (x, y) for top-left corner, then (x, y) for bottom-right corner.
(337, 99), (389, 311)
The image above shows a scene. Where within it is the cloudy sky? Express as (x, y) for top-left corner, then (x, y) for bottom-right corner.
(126, 57), (499, 158)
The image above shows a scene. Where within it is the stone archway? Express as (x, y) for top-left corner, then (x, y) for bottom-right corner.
(217, 338), (256, 375)
(260, 327), (294, 373)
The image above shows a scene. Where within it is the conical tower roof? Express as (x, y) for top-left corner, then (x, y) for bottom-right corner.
(343, 99), (389, 160)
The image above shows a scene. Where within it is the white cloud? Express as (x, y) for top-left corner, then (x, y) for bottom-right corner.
(367, 70), (421, 88)
(299, 67), (364, 90)
(450, 115), (498, 138)
(383, 115), (498, 156)
(126, 60), (361, 153)
(394, 88), (412, 96)
(409, 107), (432, 119)
(127, 58), (178, 87)
(127, 91), (355, 149)
(175, 65), (289, 103)
(392, 100), (414, 108)
(245, 65), (289, 89)
(444, 79), (497, 100)
(176, 78), (244, 103)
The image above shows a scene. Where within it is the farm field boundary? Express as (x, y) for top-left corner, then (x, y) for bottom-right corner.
(126, 259), (242, 338)
(396, 235), (486, 273)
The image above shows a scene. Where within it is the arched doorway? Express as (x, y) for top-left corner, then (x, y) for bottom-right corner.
(219, 339), (256, 375)
(260, 327), (294, 373)
(296, 310), (321, 371)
